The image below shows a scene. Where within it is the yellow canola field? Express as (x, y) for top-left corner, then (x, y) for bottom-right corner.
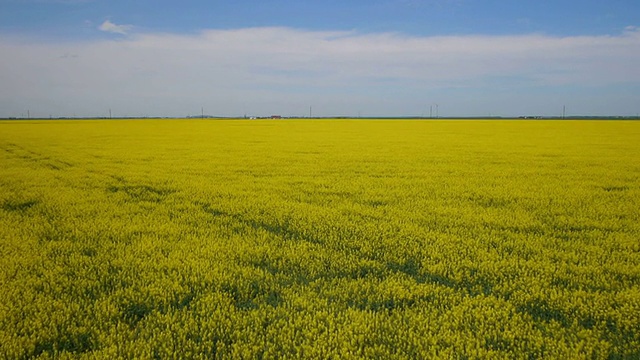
(0, 119), (639, 359)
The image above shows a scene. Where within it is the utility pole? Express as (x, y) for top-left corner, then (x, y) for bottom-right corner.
(27, 110), (30, 119)
(435, 104), (439, 118)
(201, 107), (204, 119)
(309, 106), (312, 118)
(430, 105), (433, 118)
(109, 109), (112, 119)
(562, 105), (566, 120)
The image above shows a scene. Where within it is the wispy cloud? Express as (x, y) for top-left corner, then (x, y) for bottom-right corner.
(1, 26), (639, 117)
(98, 20), (132, 35)
(625, 25), (639, 33)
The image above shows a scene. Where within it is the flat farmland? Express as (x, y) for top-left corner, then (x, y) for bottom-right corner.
(1, 119), (639, 359)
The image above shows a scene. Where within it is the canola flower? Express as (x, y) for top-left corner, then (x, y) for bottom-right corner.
(0, 118), (639, 359)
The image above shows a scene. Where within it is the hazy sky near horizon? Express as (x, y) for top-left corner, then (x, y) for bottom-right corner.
(1, 0), (639, 118)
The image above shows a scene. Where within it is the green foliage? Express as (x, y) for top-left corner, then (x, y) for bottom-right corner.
(1, 119), (639, 359)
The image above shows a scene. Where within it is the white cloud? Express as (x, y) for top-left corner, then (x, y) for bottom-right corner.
(1, 26), (639, 117)
(98, 20), (132, 35)
(625, 25), (639, 33)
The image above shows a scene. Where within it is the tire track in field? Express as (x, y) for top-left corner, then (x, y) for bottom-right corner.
(196, 200), (462, 287)
(195, 199), (470, 313)
(1, 142), (175, 205)
(1, 142), (74, 171)
(195, 198), (576, 320)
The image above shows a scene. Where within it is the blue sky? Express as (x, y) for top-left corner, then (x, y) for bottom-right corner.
(1, 0), (639, 117)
